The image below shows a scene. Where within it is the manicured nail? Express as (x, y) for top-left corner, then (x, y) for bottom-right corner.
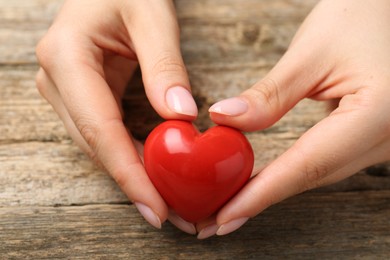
(197, 224), (218, 240)
(134, 202), (162, 229)
(168, 212), (197, 235)
(209, 97), (248, 116)
(216, 217), (249, 236)
(166, 86), (198, 117)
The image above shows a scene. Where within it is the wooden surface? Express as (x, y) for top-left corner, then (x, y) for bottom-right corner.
(1, 0), (389, 258)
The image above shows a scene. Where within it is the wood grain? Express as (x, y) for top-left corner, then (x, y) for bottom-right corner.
(1, 191), (389, 259)
(0, 0), (62, 65)
(1, 0), (390, 258)
(0, 67), (69, 144)
(0, 141), (127, 207)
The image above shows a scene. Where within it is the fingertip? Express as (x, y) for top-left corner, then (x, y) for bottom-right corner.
(208, 97), (248, 117)
(216, 217), (249, 236)
(135, 202), (163, 229)
(109, 156), (169, 225)
(197, 224), (218, 240)
(196, 215), (218, 239)
(208, 96), (261, 132)
(147, 86), (198, 122)
(165, 86), (198, 118)
(168, 211), (197, 235)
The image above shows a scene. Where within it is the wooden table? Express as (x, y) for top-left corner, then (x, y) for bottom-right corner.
(1, 0), (389, 258)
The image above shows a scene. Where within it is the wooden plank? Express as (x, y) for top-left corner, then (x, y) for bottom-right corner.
(1, 191), (389, 259)
(177, 0), (318, 66)
(176, 0), (319, 23)
(0, 0), (63, 64)
(0, 67), (69, 144)
(0, 0), (318, 64)
(0, 141), (126, 206)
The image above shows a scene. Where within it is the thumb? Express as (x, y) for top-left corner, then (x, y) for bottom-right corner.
(127, 1), (198, 120)
(209, 50), (328, 131)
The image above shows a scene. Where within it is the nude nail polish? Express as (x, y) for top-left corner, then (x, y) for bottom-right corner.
(216, 217), (249, 236)
(197, 224), (219, 240)
(135, 202), (162, 229)
(168, 212), (197, 235)
(166, 86), (198, 117)
(209, 97), (248, 116)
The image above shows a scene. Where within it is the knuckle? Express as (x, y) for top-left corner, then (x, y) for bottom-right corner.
(109, 161), (142, 194)
(85, 148), (101, 168)
(36, 35), (56, 70)
(249, 77), (282, 109)
(148, 52), (187, 83)
(75, 118), (128, 171)
(35, 70), (48, 99)
(292, 146), (331, 192)
(74, 116), (101, 154)
(111, 167), (129, 191)
(36, 28), (76, 70)
(301, 162), (330, 191)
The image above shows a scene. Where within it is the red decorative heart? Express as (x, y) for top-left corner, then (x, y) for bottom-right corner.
(144, 120), (254, 223)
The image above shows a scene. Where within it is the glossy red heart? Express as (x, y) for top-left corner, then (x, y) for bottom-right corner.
(144, 120), (254, 223)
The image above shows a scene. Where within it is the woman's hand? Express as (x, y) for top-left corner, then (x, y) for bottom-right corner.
(201, 0), (390, 238)
(36, 0), (198, 231)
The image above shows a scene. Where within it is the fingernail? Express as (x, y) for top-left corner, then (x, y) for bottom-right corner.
(197, 224), (218, 240)
(216, 217), (249, 236)
(209, 97), (248, 116)
(166, 86), (198, 117)
(134, 202), (162, 229)
(168, 212), (197, 235)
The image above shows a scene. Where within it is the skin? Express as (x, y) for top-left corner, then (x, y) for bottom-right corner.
(37, 0), (390, 237)
(36, 0), (198, 230)
(205, 0), (390, 237)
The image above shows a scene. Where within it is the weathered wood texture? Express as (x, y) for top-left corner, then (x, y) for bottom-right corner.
(1, 192), (390, 259)
(1, 0), (390, 258)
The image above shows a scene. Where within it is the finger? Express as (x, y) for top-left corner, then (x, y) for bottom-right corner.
(124, 1), (198, 120)
(209, 46), (331, 131)
(168, 210), (197, 235)
(38, 42), (169, 228)
(196, 215), (218, 240)
(215, 90), (388, 234)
